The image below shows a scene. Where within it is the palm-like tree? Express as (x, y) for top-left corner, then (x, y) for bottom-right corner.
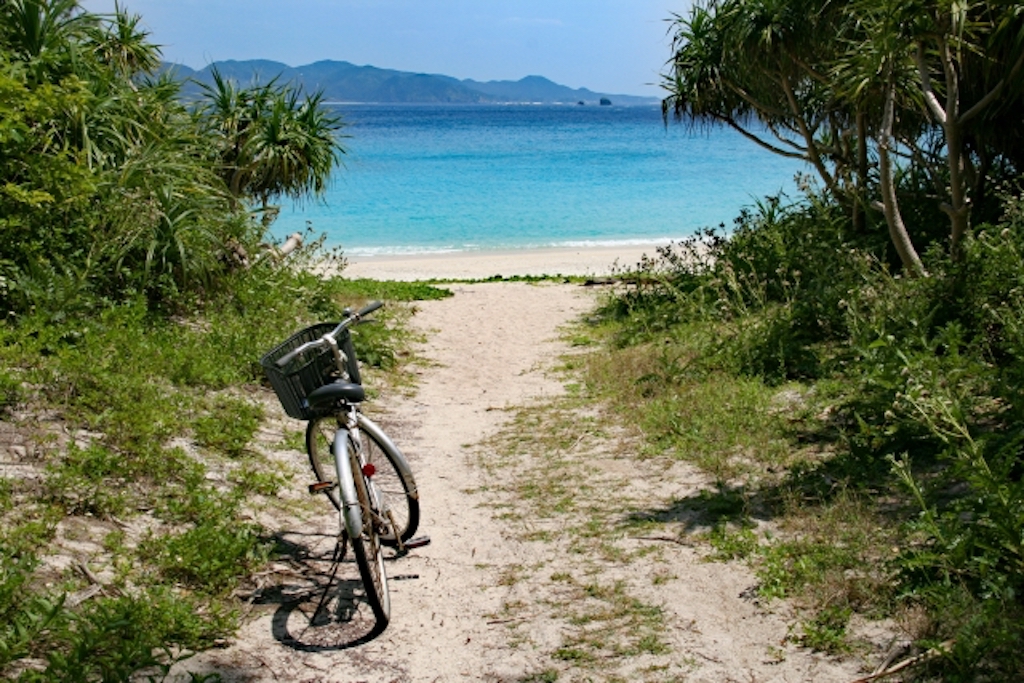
(195, 68), (345, 218)
(0, 0), (95, 77)
(88, 1), (161, 80)
(664, 0), (1024, 273)
(664, 0), (853, 198)
(2, 0), (82, 55)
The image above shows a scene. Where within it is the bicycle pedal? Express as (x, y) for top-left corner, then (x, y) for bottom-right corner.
(308, 481), (335, 494)
(403, 535), (431, 550)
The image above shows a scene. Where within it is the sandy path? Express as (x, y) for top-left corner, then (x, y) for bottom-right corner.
(180, 281), (880, 682)
(377, 282), (596, 680)
(180, 282), (591, 681)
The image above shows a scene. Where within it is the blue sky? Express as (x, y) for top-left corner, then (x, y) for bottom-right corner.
(78, 1), (688, 96)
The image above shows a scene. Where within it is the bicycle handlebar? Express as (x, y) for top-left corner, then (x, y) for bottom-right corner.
(275, 300), (383, 368)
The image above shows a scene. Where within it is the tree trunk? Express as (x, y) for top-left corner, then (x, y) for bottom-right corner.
(853, 108), (869, 234)
(943, 122), (971, 258)
(277, 232), (303, 258)
(876, 84), (926, 277)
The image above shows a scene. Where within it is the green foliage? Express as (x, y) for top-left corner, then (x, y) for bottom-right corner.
(0, 266), (430, 677)
(797, 606), (852, 654)
(907, 585), (1024, 682)
(604, 196), (877, 384)
(0, 367), (20, 410)
(194, 66), (345, 208)
(145, 516), (272, 595)
(192, 394), (263, 458)
(44, 444), (131, 517)
(663, 0), (1024, 269)
(1, 506), (233, 683)
(334, 278), (454, 302)
(598, 183), (1024, 672)
(0, 2), (356, 316)
(21, 588), (234, 683)
(705, 524), (759, 561)
(0, 545), (62, 671)
(229, 462), (289, 496)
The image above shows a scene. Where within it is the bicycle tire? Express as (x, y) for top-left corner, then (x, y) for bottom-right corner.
(306, 415), (420, 546)
(349, 445), (390, 627)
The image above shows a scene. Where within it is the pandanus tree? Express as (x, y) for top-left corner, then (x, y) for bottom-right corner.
(0, 0), (92, 67)
(1, 1), (349, 310)
(833, 0), (931, 276)
(906, 0), (1024, 255)
(664, 0), (1024, 274)
(663, 0), (863, 217)
(195, 67), (346, 224)
(87, 1), (161, 81)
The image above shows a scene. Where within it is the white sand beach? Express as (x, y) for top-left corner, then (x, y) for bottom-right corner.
(341, 244), (667, 280)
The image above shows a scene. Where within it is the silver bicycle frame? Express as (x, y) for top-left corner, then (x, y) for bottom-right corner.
(333, 413), (363, 539)
(331, 410), (418, 545)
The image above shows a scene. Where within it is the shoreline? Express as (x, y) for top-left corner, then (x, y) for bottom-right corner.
(340, 244), (667, 281)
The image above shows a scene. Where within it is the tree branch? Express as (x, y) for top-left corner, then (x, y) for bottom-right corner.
(723, 80), (791, 120)
(915, 43), (948, 124)
(939, 35), (960, 120)
(960, 46), (1024, 124)
(779, 74), (838, 193)
(718, 117), (809, 160)
(784, 45), (830, 85)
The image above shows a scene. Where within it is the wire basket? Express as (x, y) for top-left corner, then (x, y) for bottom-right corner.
(260, 322), (360, 420)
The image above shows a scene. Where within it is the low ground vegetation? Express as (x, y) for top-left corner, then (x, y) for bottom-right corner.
(0, 260), (449, 680)
(586, 189), (1024, 680)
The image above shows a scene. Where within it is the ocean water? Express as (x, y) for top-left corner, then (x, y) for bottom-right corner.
(274, 104), (806, 257)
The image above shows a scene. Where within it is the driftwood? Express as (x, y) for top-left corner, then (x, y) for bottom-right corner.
(250, 232), (304, 267)
(850, 639), (955, 683)
(277, 232), (304, 258)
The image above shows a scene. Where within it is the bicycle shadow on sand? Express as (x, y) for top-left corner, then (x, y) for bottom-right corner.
(256, 530), (386, 651)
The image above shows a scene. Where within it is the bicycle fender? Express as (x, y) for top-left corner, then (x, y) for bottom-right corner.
(333, 428), (363, 538)
(357, 414), (419, 500)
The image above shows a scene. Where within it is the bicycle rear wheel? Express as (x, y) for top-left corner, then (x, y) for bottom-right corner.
(349, 448), (390, 627)
(306, 415), (420, 546)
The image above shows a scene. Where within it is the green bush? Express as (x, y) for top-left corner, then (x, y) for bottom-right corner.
(22, 588), (235, 683)
(597, 186), (1024, 672)
(44, 444), (132, 517)
(0, 546), (63, 672)
(0, 368), (19, 411)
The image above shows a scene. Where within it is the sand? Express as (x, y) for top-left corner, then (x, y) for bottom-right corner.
(341, 244), (665, 280)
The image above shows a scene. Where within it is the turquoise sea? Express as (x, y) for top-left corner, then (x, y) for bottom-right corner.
(274, 104), (806, 257)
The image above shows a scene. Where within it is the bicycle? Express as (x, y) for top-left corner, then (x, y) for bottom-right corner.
(260, 301), (429, 631)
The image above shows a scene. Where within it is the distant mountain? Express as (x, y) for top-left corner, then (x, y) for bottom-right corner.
(166, 59), (658, 106)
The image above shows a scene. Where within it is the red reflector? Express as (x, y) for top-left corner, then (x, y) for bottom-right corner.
(362, 463), (376, 477)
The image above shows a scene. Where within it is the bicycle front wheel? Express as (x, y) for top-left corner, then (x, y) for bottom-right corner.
(349, 447), (390, 627)
(306, 415), (420, 547)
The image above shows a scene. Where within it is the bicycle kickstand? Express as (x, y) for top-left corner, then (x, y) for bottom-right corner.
(389, 510), (431, 557)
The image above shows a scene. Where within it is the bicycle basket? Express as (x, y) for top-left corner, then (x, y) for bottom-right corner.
(260, 322), (360, 420)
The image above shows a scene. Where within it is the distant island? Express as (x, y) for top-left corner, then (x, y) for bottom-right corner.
(165, 60), (660, 106)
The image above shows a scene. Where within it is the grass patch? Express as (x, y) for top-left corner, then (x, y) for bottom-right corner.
(581, 336), (794, 482)
(473, 383), (681, 678)
(0, 273), (443, 680)
(579, 284), (906, 656)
